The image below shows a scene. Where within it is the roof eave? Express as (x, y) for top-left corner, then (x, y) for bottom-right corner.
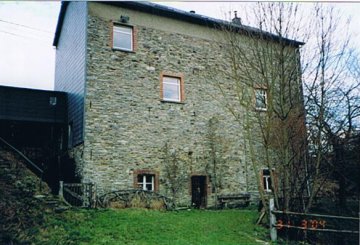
(53, 1), (304, 48)
(53, 2), (69, 47)
(103, 1), (304, 47)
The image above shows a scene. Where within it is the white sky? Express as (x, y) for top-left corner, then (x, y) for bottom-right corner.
(0, 2), (60, 90)
(0, 1), (359, 91)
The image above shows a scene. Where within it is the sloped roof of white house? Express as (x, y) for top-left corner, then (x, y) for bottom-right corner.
(53, 1), (305, 47)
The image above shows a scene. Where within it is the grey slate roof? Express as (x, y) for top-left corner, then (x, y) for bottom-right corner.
(53, 1), (304, 47)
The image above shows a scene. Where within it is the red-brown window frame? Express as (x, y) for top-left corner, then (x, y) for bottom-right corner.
(259, 168), (277, 193)
(160, 72), (185, 103)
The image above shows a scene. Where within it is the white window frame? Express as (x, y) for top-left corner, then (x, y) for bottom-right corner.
(255, 88), (267, 110)
(113, 25), (133, 51)
(137, 174), (155, 191)
(262, 169), (272, 192)
(162, 76), (181, 102)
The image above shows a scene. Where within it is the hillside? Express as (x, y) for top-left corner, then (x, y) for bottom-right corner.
(0, 146), (53, 244)
(0, 145), (270, 245)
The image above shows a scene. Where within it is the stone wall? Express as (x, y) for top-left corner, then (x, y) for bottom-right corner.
(79, 3), (263, 207)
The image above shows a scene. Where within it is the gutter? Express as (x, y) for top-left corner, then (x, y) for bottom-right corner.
(53, 1), (69, 47)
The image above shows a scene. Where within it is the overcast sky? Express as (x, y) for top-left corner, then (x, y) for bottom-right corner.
(0, 1), (359, 91)
(0, 2), (60, 90)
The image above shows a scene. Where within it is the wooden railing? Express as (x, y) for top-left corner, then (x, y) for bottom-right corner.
(0, 136), (44, 190)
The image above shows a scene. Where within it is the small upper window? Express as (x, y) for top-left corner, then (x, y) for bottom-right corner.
(49, 96), (57, 106)
(255, 88), (267, 110)
(161, 73), (184, 102)
(113, 25), (133, 51)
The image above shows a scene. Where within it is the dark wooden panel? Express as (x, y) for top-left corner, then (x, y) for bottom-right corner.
(0, 86), (67, 124)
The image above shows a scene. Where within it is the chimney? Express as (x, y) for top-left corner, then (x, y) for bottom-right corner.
(232, 11), (241, 25)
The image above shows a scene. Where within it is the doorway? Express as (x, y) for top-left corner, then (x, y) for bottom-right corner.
(191, 176), (207, 208)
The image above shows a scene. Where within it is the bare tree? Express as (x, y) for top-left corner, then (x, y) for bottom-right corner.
(205, 2), (308, 211)
(302, 4), (358, 212)
(201, 2), (357, 215)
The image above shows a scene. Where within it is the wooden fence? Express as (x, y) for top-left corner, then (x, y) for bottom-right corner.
(97, 189), (175, 210)
(58, 183), (176, 210)
(59, 181), (96, 208)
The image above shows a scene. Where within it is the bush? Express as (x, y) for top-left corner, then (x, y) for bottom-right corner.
(129, 195), (147, 208)
(150, 199), (165, 210)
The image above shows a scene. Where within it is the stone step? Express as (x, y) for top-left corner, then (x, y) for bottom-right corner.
(34, 194), (46, 199)
(54, 206), (70, 213)
(45, 200), (59, 204)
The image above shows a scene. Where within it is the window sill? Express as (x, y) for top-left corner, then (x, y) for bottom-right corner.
(255, 108), (267, 112)
(160, 99), (185, 104)
(111, 48), (135, 53)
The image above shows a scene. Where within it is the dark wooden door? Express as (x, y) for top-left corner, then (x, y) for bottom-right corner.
(191, 176), (207, 208)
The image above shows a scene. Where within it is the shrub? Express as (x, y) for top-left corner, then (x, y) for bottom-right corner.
(109, 200), (126, 209)
(149, 199), (165, 210)
(129, 195), (147, 208)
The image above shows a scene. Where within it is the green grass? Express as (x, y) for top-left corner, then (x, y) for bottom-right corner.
(35, 208), (269, 245)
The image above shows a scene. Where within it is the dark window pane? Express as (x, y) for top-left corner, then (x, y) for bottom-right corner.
(263, 177), (267, 189)
(146, 184), (153, 191)
(137, 175), (143, 182)
(145, 175), (153, 183)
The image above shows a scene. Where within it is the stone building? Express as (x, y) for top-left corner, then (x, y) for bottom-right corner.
(53, 2), (304, 207)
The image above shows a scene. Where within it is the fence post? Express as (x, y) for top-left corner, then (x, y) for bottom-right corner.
(91, 183), (97, 208)
(82, 184), (87, 207)
(59, 181), (64, 199)
(39, 170), (43, 192)
(269, 198), (277, 242)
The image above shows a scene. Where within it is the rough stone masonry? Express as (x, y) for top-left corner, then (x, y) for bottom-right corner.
(72, 2), (262, 207)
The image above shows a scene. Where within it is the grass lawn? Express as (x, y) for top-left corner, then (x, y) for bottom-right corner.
(35, 208), (269, 245)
